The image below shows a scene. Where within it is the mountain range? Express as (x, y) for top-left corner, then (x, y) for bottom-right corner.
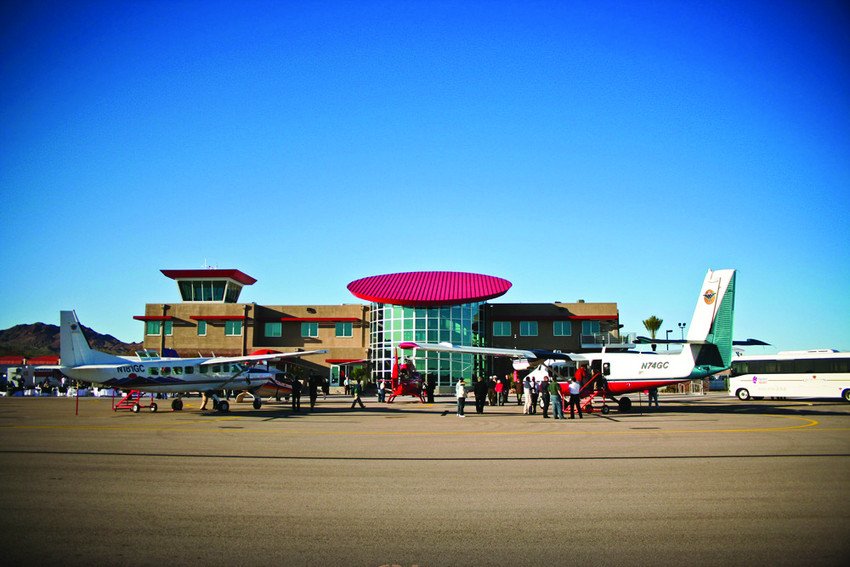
(0, 322), (142, 358)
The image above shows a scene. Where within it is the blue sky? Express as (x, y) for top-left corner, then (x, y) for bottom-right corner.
(1, 0), (848, 352)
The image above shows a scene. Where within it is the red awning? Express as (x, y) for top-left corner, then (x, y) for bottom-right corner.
(28, 356), (59, 365)
(190, 315), (246, 321)
(281, 317), (360, 322)
(133, 315), (174, 321)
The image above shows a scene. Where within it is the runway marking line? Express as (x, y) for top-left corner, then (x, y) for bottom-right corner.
(0, 414), (821, 436)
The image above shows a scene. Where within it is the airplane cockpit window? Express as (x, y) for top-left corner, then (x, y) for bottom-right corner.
(136, 350), (161, 361)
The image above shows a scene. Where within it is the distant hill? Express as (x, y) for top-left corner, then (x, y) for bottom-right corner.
(0, 322), (142, 358)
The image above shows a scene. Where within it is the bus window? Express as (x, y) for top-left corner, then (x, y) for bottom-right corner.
(731, 362), (747, 377)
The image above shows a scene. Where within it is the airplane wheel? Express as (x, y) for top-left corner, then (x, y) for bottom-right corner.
(736, 388), (750, 401)
(150, 403), (158, 413)
(601, 405), (610, 415)
(171, 399), (183, 411)
(842, 389), (850, 403)
(252, 398), (262, 410)
(618, 397), (632, 412)
(131, 403), (140, 413)
(218, 400), (230, 413)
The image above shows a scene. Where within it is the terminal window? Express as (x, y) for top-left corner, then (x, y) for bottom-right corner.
(265, 322), (282, 338)
(225, 321), (242, 336)
(197, 321), (206, 336)
(553, 321), (572, 336)
(301, 322), (319, 338)
(493, 321), (511, 336)
(335, 322), (353, 338)
(520, 321), (538, 336)
(146, 321), (161, 335)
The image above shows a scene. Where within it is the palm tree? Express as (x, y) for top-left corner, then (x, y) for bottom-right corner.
(643, 315), (664, 352)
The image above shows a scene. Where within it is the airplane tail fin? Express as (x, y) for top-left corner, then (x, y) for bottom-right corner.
(60, 311), (127, 367)
(685, 269), (736, 370)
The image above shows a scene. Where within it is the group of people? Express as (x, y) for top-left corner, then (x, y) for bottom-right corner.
(455, 374), (585, 419)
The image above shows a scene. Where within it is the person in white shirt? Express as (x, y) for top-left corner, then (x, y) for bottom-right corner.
(568, 377), (583, 419)
(455, 378), (467, 417)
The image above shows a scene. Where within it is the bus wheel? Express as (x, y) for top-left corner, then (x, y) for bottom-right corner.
(736, 389), (750, 401)
(842, 389), (850, 403)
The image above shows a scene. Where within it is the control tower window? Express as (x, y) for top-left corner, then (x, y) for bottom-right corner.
(225, 283), (242, 303)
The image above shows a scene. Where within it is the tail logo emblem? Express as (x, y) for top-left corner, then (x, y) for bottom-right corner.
(703, 289), (717, 304)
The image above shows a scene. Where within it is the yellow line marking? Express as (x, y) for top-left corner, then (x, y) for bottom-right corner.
(0, 414), (820, 435)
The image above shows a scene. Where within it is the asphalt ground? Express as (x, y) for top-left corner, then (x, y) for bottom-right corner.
(0, 392), (848, 567)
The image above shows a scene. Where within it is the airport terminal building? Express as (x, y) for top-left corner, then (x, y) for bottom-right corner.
(136, 269), (622, 391)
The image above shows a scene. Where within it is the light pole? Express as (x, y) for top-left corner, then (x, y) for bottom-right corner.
(665, 329), (672, 351)
(678, 322), (686, 340)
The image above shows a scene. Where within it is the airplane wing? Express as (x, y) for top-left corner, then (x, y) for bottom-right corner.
(398, 342), (577, 361)
(200, 349), (328, 366)
(635, 336), (770, 346)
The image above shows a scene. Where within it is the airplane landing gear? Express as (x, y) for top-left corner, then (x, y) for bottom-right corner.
(171, 398), (183, 411)
(252, 398), (262, 410)
(617, 396), (632, 412)
(217, 400), (230, 413)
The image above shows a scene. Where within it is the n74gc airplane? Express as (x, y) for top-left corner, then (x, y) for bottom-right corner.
(401, 269), (738, 413)
(58, 310), (326, 413)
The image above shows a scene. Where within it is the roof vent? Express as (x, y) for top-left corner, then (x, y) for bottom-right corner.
(578, 299), (585, 303)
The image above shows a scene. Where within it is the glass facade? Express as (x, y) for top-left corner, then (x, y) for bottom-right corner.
(369, 302), (486, 389)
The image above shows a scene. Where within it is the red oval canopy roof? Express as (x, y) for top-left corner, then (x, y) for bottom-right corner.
(347, 272), (511, 307)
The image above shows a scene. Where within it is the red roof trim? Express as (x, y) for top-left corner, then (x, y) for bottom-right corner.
(281, 317), (361, 322)
(0, 356), (25, 365)
(133, 315), (174, 321)
(190, 315), (246, 321)
(347, 271), (511, 307)
(28, 356), (59, 365)
(489, 315), (618, 321)
(161, 269), (257, 286)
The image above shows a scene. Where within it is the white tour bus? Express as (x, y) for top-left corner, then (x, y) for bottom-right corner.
(729, 350), (850, 402)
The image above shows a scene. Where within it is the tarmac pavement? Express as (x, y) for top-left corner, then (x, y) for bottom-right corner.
(0, 392), (848, 566)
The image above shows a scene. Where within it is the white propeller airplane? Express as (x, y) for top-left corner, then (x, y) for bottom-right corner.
(401, 268), (738, 413)
(58, 310), (326, 413)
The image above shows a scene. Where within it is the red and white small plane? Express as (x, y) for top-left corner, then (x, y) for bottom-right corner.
(58, 310), (325, 413)
(400, 269), (738, 413)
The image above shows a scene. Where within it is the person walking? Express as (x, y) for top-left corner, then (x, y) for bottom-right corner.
(550, 377), (565, 419)
(522, 376), (532, 415)
(487, 376), (497, 407)
(455, 377), (467, 417)
(377, 378), (386, 403)
(350, 379), (365, 409)
(290, 377), (302, 412)
(514, 374), (523, 405)
(473, 376), (488, 414)
(308, 375), (319, 409)
(647, 387), (659, 408)
(541, 377), (551, 418)
(567, 377), (583, 419)
(530, 378), (539, 415)
(494, 378), (504, 407)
